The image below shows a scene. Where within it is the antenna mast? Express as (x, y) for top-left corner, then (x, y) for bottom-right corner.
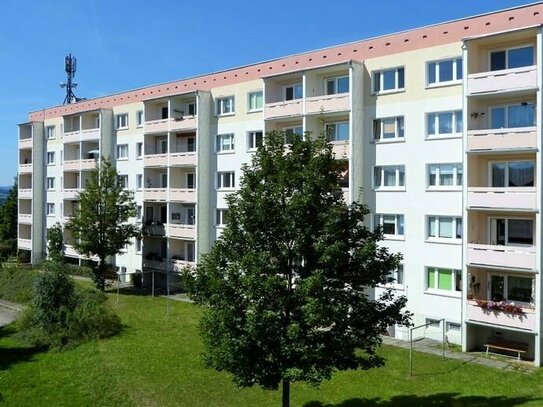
(60, 54), (79, 104)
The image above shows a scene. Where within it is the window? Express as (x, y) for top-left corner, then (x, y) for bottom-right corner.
(46, 177), (55, 190)
(285, 83), (303, 101)
(489, 218), (533, 246)
(137, 205), (142, 221)
(427, 110), (462, 137)
(217, 171), (235, 189)
(46, 203), (55, 216)
(46, 151), (55, 165)
(372, 67), (405, 94)
(489, 274), (533, 304)
(115, 113), (128, 129)
(490, 45), (534, 71)
(447, 322), (461, 332)
(116, 144), (129, 160)
(428, 216), (462, 240)
(392, 264), (404, 285)
(248, 131), (263, 150)
(248, 91), (263, 111)
(117, 175), (128, 189)
(490, 102), (535, 129)
(325, 122), (349, 142)
(427, 267), (462, 292)
(136, 238), (142, 253)
(46, 126), (56, 140)
(373, 117), (404, 141)
(187, 102), (197, 116)
(216, 96), (235, 115)
(186, 206), (196, 225)
(136, 174), (143, 190)
(373, 165), (405, 189)
(284, 126), (303, 144)
(216, 133), (235, 153)
(325, 76), (349, 95)
(428, 164), (463, 188)
(427, 58), (462, 85)
(187, 173), (195, 189)
(136, 142), (143, 159)
(491, 160), (534, 188)
(426, 318), (442, 328)
(374, 214), (404, 237)
(216, 209), (228, 226)
(136, 111), (144, 127)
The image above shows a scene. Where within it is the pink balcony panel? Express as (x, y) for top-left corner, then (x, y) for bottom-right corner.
(19, 189), (32, 199)
(19, 138), (32, 149)
(170, 188), (196, 202)
(18, 238), (31, 250)
(144, 188), (168, 201)
(467, 127), (536, 151)
(467, 243), (536, 270)
(169, 224), (195, 239)
(144, 154), (168, 167)
(305, 93), (349, 115)
(18, 214), (32, 224)
(64, 160), (80, 171)
(331, 141), (349, 158)
(170, 116), (197, 132)
(467, 188), (536, 211)
(468, 66), (537, 95)
(80, 159), (97, 170)
(264, 100), (303, 119)
(466, 301), (535, 331)
(19, 163), (32, 174)
(63, 131), (80, 143)
(63, 189), (80, 200)
(80, 128), (100, 141)
(170, 152), (196, 166)
(144, 119), (169, 134)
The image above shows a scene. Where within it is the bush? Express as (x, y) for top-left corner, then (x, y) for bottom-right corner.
(131, 271), (142, 288)
(0, 266), (39, 303)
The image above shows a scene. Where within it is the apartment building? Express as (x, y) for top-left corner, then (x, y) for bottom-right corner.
(18, 3), (543, 364)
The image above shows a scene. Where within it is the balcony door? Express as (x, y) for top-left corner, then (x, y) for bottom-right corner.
(489, 218), (533, 246)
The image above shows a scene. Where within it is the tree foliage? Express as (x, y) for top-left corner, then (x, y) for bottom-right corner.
(47, 222), (64, 262)
(0, 177), (18, 260)
(66, 158), (139, 290)
(190, 130), (411, 407)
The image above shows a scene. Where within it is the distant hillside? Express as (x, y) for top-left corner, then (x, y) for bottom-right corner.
(0, 186), (13, 205)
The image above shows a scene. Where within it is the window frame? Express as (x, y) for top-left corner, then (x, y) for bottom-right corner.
(374, 213), (405, 239)
(46, 177), (55, 191)
(325, 75), (349, 95)
(46, 202), (55, 216)
(372, 67), (405, 94)
(427, 163), (463, 190)
(216, 208), (228, 227)
(115, 113), (129, 130)
(116, 144), (129, 160)
(373, 165), (406, 190)
(487, 273), (534, 306)
(217, 171), (235, 190)
(117, 174), (129, 189)
(426, 266), (462, 296)
(427, 216), (462, 243)
(136, 174), (143, 190)
(46, 125), (56, 140)
(247, 130), (263, 151)
(283, 126), (303, 144)
(136, 111), (144, 127)
(136, 142), (143, 159)
(488, 160), (535, 188)
(325, 121), (349, 142)
(426, 110), (462, 138)
(489, 44), (535, 71)
(216, 96), (235, 116)
(373, 116), (405, 142)
(488, 217), (534, 247)
(489, 101), (535, 129)
(426, 57), (463, 87)
(216, 133), (235, 153)
(46, 151), (55, 165)
(284, 83), (303, 101)
(248, 90), (263, 112)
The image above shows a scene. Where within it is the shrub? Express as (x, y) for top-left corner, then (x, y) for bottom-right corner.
(131, 271), (142, 288)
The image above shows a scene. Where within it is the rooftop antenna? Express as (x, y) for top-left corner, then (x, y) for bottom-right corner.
(60, 54), (79, 104)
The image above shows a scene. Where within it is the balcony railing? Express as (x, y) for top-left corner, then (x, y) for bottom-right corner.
(169, 188), (196, 202)
(63, 188), (81, 200)
(331, 141), (349, 159)
(19, 163), (32, 174)
(467, 65), (537, 96)
(19, 138), (32, 149)
(170, 116), (197, 132)
(17, 238), (31, 250)
(467, 127), (536, 152)
(18, 214), (32, 224)
(169, 224), (195, 239)
(467, 187), (536, 211)
(172, 259), (195, 272)
(264, 100), (303, 119)
(144, 119), (169, 134)
(144, 153), (168, 167)
(19, 189), (32, 199)
(170, 151), (196, 166)
(63, 128), (100, 143)
(466, 301), (535, 331)
(142, 222), (166, 236)
(143, 188), (167, 201)
(305, 93), (349, 115)
(467, 243), (536, 270)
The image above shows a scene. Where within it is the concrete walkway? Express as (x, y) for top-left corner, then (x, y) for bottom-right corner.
(0, 299), (24, 327)
(382, 336), (535, 372)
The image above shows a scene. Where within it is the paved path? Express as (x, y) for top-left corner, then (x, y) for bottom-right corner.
(0, 300), (23, 327)
(382, 336), (535, 372)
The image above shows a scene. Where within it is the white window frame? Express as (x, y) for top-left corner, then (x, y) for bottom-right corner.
(217, 172), (235, 190)
(488, 217), (534, 247)
(46, 203), (55, 216)
(136, 142), (143, 159)
(487, 273), (534, 306)
(216, 208), (228, 227)
(427, 216), (462, 243)
(426, 266), (462, 296)
(248, 90), (263, 112)
(373, 116), (404, 142)
(284, 126), (303, 144)
(216, 133), (235, 153)
(216, 96), (235, 116)
(427, 57), (462, 86)
(116, 144), (129, 160)
(135, 238), (142, 253)
(136, 174), (143, 190)
(46, 126), (56, 140)
(373, 165), (405, 190)
(427, 163), (463, 190)
(117, 174), (128, 189)
(284, 83), (303, 101)
(46, 151), (55, 165)
(489, 44), (535, 71)
(426, 110), (462, 138)
(247, 130), (263, 151)
(374, 214), (404, 239)
(115, 113), (129, 130)
(488, 160), (535, 188)
(136, 110), (144, 127)
(325, 122), (349, 142)
(489, 102), (535, 129)
(325, 76), (349, 95)
(46, 177), (55, 191)
(372, 67), (405, 94)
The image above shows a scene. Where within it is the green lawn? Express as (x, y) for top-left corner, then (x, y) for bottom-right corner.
(1, 290), (542, 406)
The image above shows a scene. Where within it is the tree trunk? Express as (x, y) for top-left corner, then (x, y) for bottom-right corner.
(282, 379), (290, 407)
(95, 257), (106, 291)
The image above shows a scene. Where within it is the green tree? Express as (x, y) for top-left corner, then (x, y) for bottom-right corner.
(46, 222), (64, 262)
(0, 177), (18, 260)
(190, 131), (411, 407)
(66, 158), (139, 290)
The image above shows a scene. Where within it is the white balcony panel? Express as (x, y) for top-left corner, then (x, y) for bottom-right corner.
(19, 164), (32, 174)
(467, 188), (536, 211)
(144, 188), (168, 201)
(331, 142), (349, 159)
(467, 243), (536, 270)
(80, 128), (100, 141)
(173, 259), (195, 272)
(264, 100), (303, 119)
(63, 131), (80, 143)
(170, 188), (196, 202)
(170, 152), (196, 166)
(63, 189), (80, 200)
(144, 154), (168, 167)
(467, 127), (536, 152)
(19, 138), (32, 149)
(144, 119), (169, 134)
(305, 93), (349, 115)
(64, 160), (80, 171)
(467, 66), (537, 95)
(466, 302), (535, 331)
(169, 225), (195, 239)
(18, 214), (32, 224)
(19, 189), (32, 199)
(18, 238), (31, 250)
(64, 244), (79, 257)
(80, 159), (97, 171)
(170, 117), (197, 132)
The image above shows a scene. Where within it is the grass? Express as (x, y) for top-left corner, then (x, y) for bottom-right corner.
(1, 290), (543, 406)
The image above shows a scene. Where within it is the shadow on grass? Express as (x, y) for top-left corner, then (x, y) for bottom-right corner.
(304, 393), (538, 407)
(106, 285), (190, 299)
(0, 325), (40, 371)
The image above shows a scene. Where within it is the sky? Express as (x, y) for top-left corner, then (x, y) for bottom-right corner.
(0, 0), (538, 186)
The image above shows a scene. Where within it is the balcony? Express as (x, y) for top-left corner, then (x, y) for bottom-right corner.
(265, 100), (303, 120)
(170, 116), (197, 132)
(18, 214), (32, 224)
(144, 188), (167, 201)
(143, 259), (169, 272)
(64, 244), (79, 257)
(467, 127), (536, 152)
(144, 119), (169, 134)
(173, 259), (195, 272)
(170, 152), (196, 166)
(466, 301), (535, 331)
(331, 141), (349, 159)
(19, 189), (32, 199)
(305, 93), (349, 115)
(19, 138), (32, 149)
(467, 188), (536, 211)
(19, 163), (32, 174)
(18, 238), (31, 250)
(170, 188), (196, 202)
(80, 128), (100, 141)
(64, 160), (79, 171)
(63, 131), (80, 143)
(144, 154), (168, 167)
(143, 222), (166, 237)
(169, 224), (195, 239)
(467, 66), (537, 96)
(467, 243), (536, 270)
(81, 159), (97, 170)
(63, 189), (80, 200)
